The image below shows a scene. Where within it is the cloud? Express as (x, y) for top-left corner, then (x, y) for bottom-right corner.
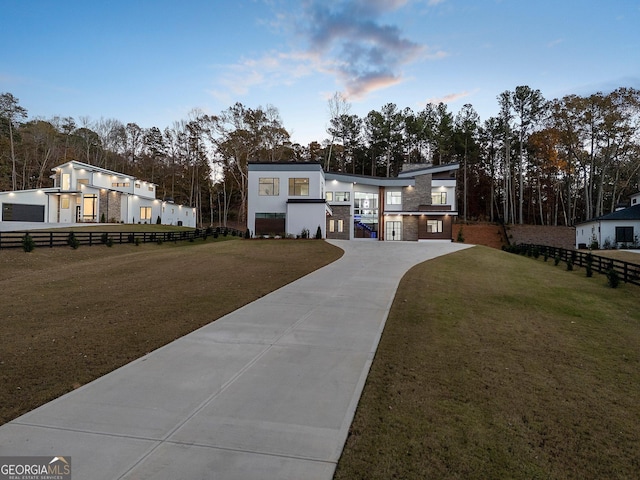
(210, 1), (445, 102)
(547, 38), (564, 48)
(298, 0), (435, 98)
(426, 90), (473, 105)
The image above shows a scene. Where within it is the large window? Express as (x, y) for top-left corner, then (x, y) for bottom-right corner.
(259, 178), (280, 196)
(61, 173), (71, 190)
(82, 194), (97, 221)
(140, 206), (152, 221)
(289, 178), (309, 196)
(61, 197), (70, 209)
(427, 219), (443, 233)
(386, 191), (402, 205)
(327, 191), (351, 202)
(432, 192), (447, 204)
(616, 226), (634, 243)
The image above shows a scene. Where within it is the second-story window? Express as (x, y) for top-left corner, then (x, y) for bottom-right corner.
(431, 192), (447, 204)
(289, 178), (309, 196)
(259, 178), (280, 196)
(386, 191), (402, 205)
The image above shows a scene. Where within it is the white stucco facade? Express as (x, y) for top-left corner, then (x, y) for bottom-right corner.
(575, 201), (640, 249)
(0, 160), (196, 228)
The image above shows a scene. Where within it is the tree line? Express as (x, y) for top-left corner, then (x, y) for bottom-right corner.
(1, 86), (639, 227)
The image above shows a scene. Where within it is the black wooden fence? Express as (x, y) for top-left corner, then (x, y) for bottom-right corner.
(512, 244), (640, 287)
(0, 227), (245, 250)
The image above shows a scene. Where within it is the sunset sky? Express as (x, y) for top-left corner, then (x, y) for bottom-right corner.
(2, 0), (639, 144)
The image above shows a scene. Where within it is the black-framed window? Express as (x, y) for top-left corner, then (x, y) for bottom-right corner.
(615, 226), (634, 243)
(259, 178), (280, 196)
(427, 219), (443, 233)
(288, 178), (309, 196)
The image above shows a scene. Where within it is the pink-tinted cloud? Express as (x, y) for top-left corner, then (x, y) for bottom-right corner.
(296, 0), (441, 98)
(427, 91), (472, 105)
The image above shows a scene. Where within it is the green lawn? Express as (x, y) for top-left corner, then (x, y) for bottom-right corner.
(335, 246), (640, 480)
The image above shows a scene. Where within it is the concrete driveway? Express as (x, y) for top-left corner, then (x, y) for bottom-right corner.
(0, 240), (472, 479)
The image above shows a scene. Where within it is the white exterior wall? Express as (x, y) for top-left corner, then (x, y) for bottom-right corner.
(247, 164), (325, 237)
(576, 220), (640, 248)
(161, 202), (197, 227)
(287, 203), (327, 238)
(432, 179), (457, 211)
(575, 221), (599, 248)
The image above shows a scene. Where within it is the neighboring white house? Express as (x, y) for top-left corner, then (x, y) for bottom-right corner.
(575, 198), (640, 249)
(0, 160), (196, 228)
(247, 162), (459, 241)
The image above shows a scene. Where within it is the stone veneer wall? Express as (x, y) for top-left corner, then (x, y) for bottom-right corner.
(402, 173), (432, 210)
(99, 191), (122, 223)
(402, 216), (419, 241)
(326, 205), (351, 240)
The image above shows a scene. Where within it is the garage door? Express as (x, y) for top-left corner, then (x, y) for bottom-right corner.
(2, 203), (45, 222)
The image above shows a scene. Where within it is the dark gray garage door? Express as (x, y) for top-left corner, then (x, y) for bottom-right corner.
(2, 203), (45, 222)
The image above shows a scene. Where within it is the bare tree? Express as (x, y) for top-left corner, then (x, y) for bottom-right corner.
(0, 92), (28, 190)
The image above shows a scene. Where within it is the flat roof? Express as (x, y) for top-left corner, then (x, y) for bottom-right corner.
(325, 172), (414, 187)
(248, 162), (323, 172)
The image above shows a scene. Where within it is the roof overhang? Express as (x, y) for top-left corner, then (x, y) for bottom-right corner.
(325, 172), (414, 187)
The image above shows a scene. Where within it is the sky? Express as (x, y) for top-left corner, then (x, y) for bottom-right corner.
(1, 0), (639, 145)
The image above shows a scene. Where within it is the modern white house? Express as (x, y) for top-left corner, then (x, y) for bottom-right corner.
(0, 160), (196, 228)
(575, 193), (640, 249)
(247, 162), (459, 241)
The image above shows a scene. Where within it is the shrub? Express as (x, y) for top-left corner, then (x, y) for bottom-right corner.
(156, 215), (162, 225)
(586, 263), (593, 277)
(301, 228), (310, 239)
(456, 227), (464, 243)
(245, 228), (250, 239)
(606, 268), (620, 288)
(22, 233), (35, 252)
(315, 226), (322, 239)
(67, 232), (80, 249)
(566, 261), (573, 271)
(100, 212), (106, 223)
(127, 233), (135, 243)
(554, 255), (561, 266)
(134, 237), (141, 246)
(100, 232), (109, 244)
(532, 247), (540, 259)
(585, 253), (593, 277)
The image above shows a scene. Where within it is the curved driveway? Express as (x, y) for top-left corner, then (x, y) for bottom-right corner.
(0, 240), (471, 479)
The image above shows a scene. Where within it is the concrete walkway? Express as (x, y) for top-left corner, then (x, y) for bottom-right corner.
(0, 240), (471, 479)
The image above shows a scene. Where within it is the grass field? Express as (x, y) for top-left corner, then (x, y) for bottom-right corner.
(0, 237), (342, 424)
(334, 246), (640, 479)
